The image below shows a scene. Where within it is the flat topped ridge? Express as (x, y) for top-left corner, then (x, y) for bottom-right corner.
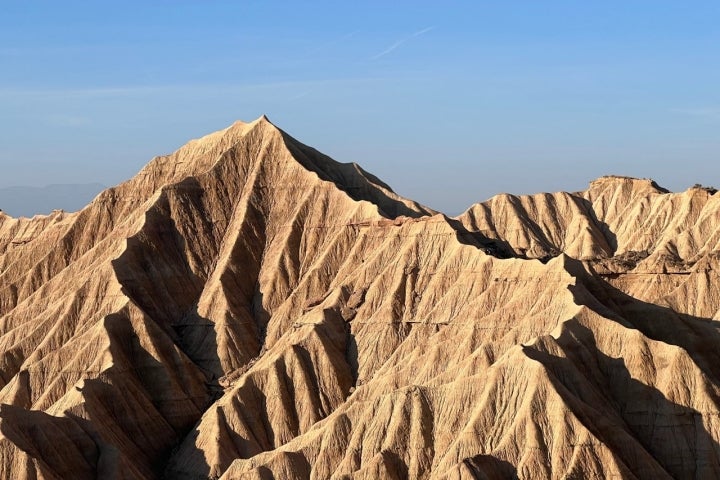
(589, 175), (670, 193)
(591, 175), (659, 186)
(589, 176), (717, 195)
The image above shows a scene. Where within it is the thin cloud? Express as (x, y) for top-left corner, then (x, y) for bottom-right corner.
(371, 26), (435, 60)
(0, 45), (109, 56)
(290, 90), (312, 101)
(0, 78), (394, 100)
(673, 107), (720, 120)
(0, 85), (168, 99)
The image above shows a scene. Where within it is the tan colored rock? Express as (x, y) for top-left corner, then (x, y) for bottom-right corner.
(1, 117), (719, 479)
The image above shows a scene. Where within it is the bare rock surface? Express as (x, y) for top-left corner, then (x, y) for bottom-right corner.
(0, 117), (719, 479)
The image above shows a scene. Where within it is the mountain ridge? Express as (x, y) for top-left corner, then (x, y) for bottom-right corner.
(0, 116), (719, 479)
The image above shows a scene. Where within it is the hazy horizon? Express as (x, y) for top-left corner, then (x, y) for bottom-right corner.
(0, 183), (106, 217)
(0, 165), (715, 219)
(2, 1), (719, 214)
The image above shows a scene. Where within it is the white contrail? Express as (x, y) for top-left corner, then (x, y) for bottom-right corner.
(371, 26), (435, 60)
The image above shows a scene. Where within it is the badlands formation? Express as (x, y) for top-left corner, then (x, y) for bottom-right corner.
(0, 116), (719, 479)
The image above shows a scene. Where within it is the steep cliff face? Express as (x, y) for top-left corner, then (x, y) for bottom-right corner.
(0, 117), (718, 479)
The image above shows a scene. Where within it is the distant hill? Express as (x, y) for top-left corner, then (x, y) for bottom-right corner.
(0, 183), (105, 217)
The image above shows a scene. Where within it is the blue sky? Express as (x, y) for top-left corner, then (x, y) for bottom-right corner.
(1, 1), (719, 214)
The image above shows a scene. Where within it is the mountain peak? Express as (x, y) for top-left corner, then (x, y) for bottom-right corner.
(237, 114), (273, 129)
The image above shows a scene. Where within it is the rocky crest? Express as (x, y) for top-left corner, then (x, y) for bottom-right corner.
(1, 116), (719, 479)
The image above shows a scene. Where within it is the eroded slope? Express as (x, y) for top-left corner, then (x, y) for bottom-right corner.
(0, 117), (718, 479)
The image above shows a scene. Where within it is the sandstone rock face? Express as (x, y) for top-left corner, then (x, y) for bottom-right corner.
(1, 116), (719, 479)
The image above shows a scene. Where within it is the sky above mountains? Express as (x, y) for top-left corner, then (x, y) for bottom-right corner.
(1, 1), (719, 214)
